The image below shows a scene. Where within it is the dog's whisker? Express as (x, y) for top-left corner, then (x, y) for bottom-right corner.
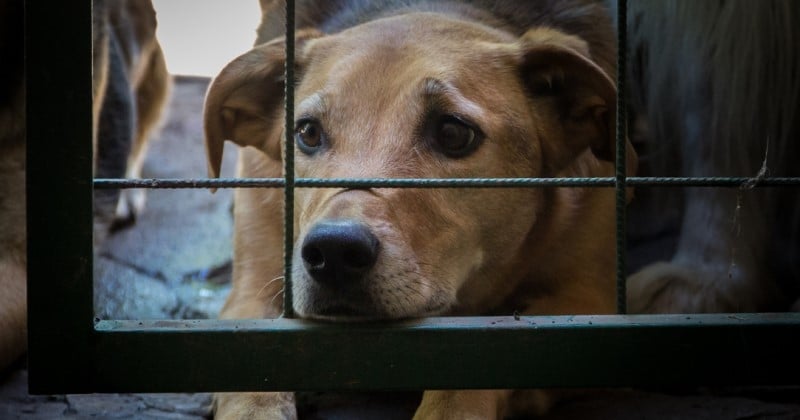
(256, 275), (285, 299)
(269, 287), (285, 306)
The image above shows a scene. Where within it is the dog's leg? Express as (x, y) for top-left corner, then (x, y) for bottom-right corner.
(94, 27), (134, 239)
(413, 390), (513, 420)
(214, 297), (297, 420)
(626, 81), (780, 313)
(115, 43), (171, 226)
(120, 43), (170, 221)
(628, 187), (780, 313)
(213, 180), (296, 419)
(414, 390), (566, 420)
(213, 304), (296, 420)
(215, 392), (297, 420)
(213, 293), (297, 420)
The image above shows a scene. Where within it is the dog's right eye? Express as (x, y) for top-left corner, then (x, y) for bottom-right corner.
(295, 120), (324, 154)
(432, 116), (483, 158)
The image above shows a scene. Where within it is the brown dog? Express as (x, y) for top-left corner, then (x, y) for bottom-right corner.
(204, 1), (634, 418)
(0, 0), (170, 371)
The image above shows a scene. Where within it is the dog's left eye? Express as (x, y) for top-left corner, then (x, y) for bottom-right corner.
(433, 116), (482, 158)
(295, 120), (324, 154)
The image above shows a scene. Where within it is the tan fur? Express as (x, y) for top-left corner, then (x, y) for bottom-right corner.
(205, 2), (633, 418)
(0, 0), (170, 371)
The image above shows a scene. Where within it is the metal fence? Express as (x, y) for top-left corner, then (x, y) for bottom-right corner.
(27, 0), (800, 395)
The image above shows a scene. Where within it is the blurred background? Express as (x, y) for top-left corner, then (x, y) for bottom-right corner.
(153, 0), (260, 77)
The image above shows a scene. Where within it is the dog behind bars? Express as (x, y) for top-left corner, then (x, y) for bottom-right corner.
(205, 0), (634, 418)
(0, 0), (170, 371)
(620, 0), (800, 314)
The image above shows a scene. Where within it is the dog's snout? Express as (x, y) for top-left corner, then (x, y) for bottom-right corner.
(301, 220), (380, 285)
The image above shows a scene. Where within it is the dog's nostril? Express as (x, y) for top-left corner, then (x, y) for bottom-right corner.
(301, 220), (380, 285)
(301, 246), (325, 269)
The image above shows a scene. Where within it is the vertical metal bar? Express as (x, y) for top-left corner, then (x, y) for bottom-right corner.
(26, 0), (96, 393)
(615, 0), (628, 314)
(283, 0), (296, 318)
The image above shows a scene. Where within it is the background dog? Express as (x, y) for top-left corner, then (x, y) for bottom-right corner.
(205, 0), (634, 418)
(618, 0), (800, 314)
(0, 0), (171, 371)
(93, 0), (172, 239)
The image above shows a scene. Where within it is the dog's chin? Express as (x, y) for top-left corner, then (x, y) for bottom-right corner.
(296, 302), (449, 323)
(291, 268), (454, 322)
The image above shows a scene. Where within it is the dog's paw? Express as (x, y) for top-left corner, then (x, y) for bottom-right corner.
(112, 189), (147, 231)
(413, 390), (505, 420)
(627, 261), (763, 313)
(214, 392), (297, 420)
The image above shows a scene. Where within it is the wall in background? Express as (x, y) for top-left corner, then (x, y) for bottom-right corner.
(152, 0), (261, 77)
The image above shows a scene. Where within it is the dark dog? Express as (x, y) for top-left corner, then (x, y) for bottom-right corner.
(619, 0), (800, 314)
(0, 0), (26, 372)
(0, 0), (170, 371)
(205, 0), (634, 418)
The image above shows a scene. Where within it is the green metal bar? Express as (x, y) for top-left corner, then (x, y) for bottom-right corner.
(283, 0), (296, 318)
(93, 176), (800, 190)
(626, 177), (800, 187)
(615, 0), (628, 314)
(26, 0), (96, 394)
(91, 314), (800, 393)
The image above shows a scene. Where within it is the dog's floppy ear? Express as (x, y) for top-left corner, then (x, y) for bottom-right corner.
(203, 29), (323, 179)
(519, 28), (632, 174)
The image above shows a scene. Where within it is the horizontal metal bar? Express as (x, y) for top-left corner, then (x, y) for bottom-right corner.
(87, 314), (800, 394)
(94, 178), (287, 189)
(93, 176), (800, 190)
(629, 177), (800, 187)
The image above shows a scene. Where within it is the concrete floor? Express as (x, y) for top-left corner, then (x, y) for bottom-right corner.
(2, 76), (799, 420)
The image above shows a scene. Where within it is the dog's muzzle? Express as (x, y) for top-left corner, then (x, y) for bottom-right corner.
(300, 220), (380, 286)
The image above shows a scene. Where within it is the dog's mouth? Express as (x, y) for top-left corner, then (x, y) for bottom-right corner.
(291, 217), (454, 321)
(291, 261), (453, 321)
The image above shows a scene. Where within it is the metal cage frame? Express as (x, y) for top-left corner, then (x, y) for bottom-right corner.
(26, 0), (800, 395)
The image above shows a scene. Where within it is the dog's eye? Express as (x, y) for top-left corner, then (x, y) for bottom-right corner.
(434, 116), (482, 158)
(295, 120), (324, 154)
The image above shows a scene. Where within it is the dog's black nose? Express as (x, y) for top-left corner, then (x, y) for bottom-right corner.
(301, 220), (379, 285)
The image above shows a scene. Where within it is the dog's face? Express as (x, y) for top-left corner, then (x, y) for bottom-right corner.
(205, 14), (619, 321)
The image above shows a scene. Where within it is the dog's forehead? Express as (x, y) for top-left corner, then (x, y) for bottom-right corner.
(297, 13), (523, 114)
(308, 12), (514, 64)
(353, 12), (512, 41)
